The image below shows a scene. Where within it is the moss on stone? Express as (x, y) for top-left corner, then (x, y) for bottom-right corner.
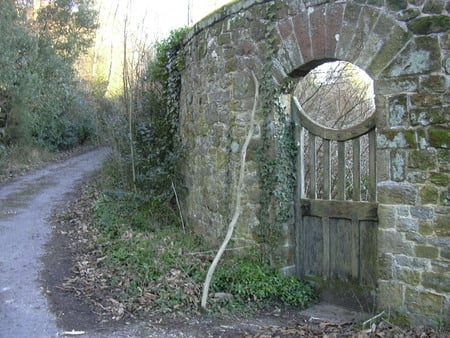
(422, 272), (450, 293)
(429, 127), (450, 149)
(423, 0), (445, 14)
(420, 184), (439, 204)
(387, 0), (408, 11)
(418, 221), (434, 235)
(406, 288), (445, 313)
(434, 213), (450, 236)
(397, 267), (422, 285)
(420, 75), (447, 93)
(415, 245), (439, 259)
(397, 8), (421, 21)
(407, 15), (450, 34)
(429, 172), (449, 186)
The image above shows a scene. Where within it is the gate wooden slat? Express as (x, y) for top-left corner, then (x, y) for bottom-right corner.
(337, 141), (345, 200)
(309, 134), (317, 198)
(323, 140), (331, 200)
(352, 138), (361, 201)
(368, 129), (376, 202)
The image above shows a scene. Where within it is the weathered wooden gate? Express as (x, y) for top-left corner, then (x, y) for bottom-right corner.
(292, 96), (378, 288)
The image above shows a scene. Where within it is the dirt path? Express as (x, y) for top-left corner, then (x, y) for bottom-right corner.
(0, 148), (112, 337)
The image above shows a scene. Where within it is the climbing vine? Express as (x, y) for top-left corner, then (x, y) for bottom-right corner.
(256, 1), (297, 263)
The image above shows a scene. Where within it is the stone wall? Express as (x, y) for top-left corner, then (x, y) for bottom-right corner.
(179, 0), (449, 326)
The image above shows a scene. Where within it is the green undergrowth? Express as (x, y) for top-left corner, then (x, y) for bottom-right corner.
(92, 189), (315, 316)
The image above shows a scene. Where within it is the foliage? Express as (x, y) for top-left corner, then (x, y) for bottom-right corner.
(256, 2), (296, 262)
(0, 0), (98, 151)
(131, 27), (190, 197)
(91, 189), (314, 315)
(210, 251), (314, 308)
(35, 0), (98, 63)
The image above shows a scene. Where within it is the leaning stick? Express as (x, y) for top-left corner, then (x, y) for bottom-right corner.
(201, 71), (259, 309)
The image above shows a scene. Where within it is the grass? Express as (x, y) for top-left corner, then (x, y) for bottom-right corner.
(91, 186), (315, 317)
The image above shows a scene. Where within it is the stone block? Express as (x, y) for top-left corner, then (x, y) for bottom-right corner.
(420, 75), (447, 93)
(415, 245), (439, 259)
(397, 217), (419, 232)
(396, 266), (422, 285)
(378, 204), (396, 229)
(378, 253), (394, 279)
(292, 12), (313, 63)
(407, 15), (450, 34)
(405, 288), (445, 314)
(412, 94), (446, 108)
(377, 181), (418, 205)
(410, 108), (449, 126)
(384, 36), (441, 76)
(377, 281), (404, 309)
(395, 255), (430, 270)
(389, 95), (408, 127)
(422, 272), (450, 293)
(410, 206), (434, 221)
(423, 0), (446, 14)
(375, 77), (418, 95)
(434, 213), (450, 236)
(387, 0), (408, 11)
(429, 172), (449, 186)
(429, 127), (450, 149)
(418, 221), (434, 236)
(420, 184), (439, 204)
(379, 229), (414, 255)
(397, 8), (421, 21)
(324, 4), (344, 57)
(439, 247), (450, 261)
(377, 130), (417, 149)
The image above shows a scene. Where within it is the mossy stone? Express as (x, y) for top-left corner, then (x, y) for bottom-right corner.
(420, 75), (447, 93)
(387, 0), (408, 11)
(385, 36), (441, 76)
(429, 127), (450, 149)
(407, 15), (450, 34)
(422, 272), (450, 293)
(429, 172), (449, 186)
(423, 0), (445, 14)
(405, 288), (445, 313)
(397, 8), (421, 21)
(415, 245), (439, 259)
(420, 184), (439, 204)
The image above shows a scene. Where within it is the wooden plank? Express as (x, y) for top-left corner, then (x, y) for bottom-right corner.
(293, 114), (305, 277)
(323, 140), (331, 200)
(359, 220), (378, 286)
(322, 217), (330, 278)
(309, 134), (317, 199)
(303, 216), (323, 276)
(368, 129), (376, 202)
(337, 141), (345, 200)
(351, 219), (359, 279)
(292, 97), (376, 141)
(352, 138), (361, 201)
(301, 199), (378, 221)
(329, 218), (352, 280)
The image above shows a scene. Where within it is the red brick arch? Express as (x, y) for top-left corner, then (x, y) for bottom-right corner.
(273, 2), (413, 81)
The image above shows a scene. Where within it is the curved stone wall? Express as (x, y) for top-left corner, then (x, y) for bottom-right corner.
(179, 0), (449, 325)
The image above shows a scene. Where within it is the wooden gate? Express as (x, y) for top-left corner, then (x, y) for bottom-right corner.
(292, 96), (378, 288)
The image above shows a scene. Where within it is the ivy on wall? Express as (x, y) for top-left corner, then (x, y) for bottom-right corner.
(256, 1), (297, 263)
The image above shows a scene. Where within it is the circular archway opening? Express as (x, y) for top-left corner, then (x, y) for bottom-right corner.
(294, 61), (375, 129)
(293, 61), (376, 201)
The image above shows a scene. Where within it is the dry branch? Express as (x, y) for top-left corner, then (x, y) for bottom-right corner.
(201, 71), (259, 309)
